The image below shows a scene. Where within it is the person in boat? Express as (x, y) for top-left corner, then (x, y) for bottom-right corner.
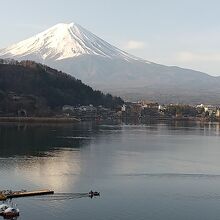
(88, 190), (93, 198)
(93, 192), (100, 196)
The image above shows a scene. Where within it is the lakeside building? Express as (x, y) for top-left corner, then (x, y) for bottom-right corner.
(204, 105), (217, 115)
(216, 109), (220, 118)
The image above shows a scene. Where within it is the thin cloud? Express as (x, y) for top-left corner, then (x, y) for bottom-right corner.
(124, 40), (146, 50)
(176, 51), (220, 62)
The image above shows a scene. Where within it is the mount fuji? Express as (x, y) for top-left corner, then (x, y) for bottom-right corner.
(0, 23), (142, 62)
(1, 22), (220, 104)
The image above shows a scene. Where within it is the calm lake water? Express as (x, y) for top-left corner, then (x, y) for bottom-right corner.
(1, 121), (220, 220)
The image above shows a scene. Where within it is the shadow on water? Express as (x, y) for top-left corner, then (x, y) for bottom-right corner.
(0, 217), (19, 220)
(0, 123), (94, 157)
(0, 122), (123, 157)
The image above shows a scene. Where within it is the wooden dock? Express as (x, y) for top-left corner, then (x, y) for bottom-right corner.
(1, 189), (54, 200)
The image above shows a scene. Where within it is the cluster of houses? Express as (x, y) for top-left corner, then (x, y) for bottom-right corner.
(196, 104), (220, 117)
(2, 91), (220, 121)
(121, 101), (220, 121)
(62, 101), (220, 122)
(62, 105), (121, 121)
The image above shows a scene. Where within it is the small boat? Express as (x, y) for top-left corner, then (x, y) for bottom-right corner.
(88, 191), (100, 197)
(3, 207), (19, 218)
(93, 192), (100, 196)
(0, 204), (9, 215)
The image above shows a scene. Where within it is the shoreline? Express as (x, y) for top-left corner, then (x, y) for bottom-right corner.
(0, 117), (80, 123)
(0, 116), (219, 124)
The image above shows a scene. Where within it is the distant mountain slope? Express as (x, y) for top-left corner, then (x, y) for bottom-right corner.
(0, 22), (220, 104)
(0, 60), (123, 116)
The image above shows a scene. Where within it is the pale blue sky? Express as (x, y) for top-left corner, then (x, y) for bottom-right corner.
(1, 0), (220, 75)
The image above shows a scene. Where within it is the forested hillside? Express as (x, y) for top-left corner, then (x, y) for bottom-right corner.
(0, 60), (123, 116)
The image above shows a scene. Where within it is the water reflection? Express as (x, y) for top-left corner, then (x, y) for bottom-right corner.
(1, 121), (220, 158)
(124, 119), (220, 136)
(0, 122), (123, 191)
(0, 123), (95, 157)
(1, 122), (220, 220)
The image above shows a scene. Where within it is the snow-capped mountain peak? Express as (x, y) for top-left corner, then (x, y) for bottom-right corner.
(0, 22), (144, 62)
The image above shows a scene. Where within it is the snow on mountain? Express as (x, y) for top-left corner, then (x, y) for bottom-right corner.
(0, 22), (146, 62)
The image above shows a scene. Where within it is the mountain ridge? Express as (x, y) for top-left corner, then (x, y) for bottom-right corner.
(1, 22), (220, 104)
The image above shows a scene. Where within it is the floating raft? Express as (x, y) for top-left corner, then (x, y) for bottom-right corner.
(0, 189), (54, 200)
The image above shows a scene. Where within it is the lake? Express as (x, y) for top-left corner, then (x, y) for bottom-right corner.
(1, 121), (220, 220)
